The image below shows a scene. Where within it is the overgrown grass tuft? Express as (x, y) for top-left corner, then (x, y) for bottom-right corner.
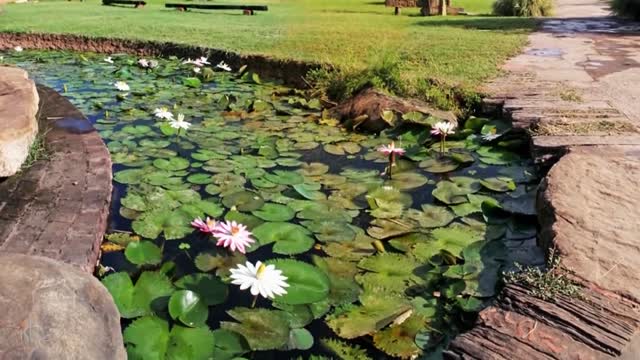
(306, 52), (405, 102)
(21, 130), (49, 171)
(504, 248), (582, 301)
(493, 0), (554, 16)
(610, 0), (640, 19)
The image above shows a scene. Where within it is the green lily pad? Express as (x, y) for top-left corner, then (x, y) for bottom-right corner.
(125, 241), (162, 266)
(222, 191), (265, 212)
(264, 170), (304, 185)
(432, 177), (482, 205)
(252, 222), (314, 254)
(221, 308), (290, 351)
(251, 203), (295, 222)
(387, 172), (429, 190)
(168, 290), (209, 327)
(102, 271), (174, 319)
(480, 177), (517, 192)
(419, 157), (459, 173)
(267, 259), (330, 305)
(153, 157), (190, 171)
(174, 273), (228, 306)
(405, 204), (455, 228)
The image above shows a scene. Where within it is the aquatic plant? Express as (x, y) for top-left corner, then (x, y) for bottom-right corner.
(230, 261), (289, 300)
(6, 50), (540, 359)
(431, 121), (456, 155)
(213, 220), (255, 254)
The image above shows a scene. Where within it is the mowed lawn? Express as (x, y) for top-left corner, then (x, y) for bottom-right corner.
(0, 0), (534, 93)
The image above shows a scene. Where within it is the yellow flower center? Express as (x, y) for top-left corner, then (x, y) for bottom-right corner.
(231, 225), (241, 236)
(256, 263), (267, 279)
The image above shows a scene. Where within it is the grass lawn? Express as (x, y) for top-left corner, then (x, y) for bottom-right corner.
(0, 0), (534, 97)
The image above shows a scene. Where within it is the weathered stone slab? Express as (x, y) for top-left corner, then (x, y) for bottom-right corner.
(0, 66), (39, 177)
(0, 253), (125, 359)
(538, 145), (640, 303)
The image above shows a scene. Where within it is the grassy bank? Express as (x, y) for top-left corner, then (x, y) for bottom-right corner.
(0, 0), (534, 104)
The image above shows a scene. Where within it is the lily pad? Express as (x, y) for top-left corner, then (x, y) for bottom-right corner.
(222, 191), (265, 212)
(221, 308), (290, 351)
(252, 222), (315, 255)
(267, 259), (330, 305)
(168, 290), (209, 327)
(251, 203), (295, 222)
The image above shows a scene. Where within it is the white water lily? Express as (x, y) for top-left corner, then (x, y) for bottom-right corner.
(193, 67), (201, 74)
(430, 121), (456, 136)
(153, 107), (174, 120)
(138, 58), (149, 68)
(104, 57), (114, 64)
(113, 81), (130, 91)
(169, 113), (191, 130)
(229, 261), (289, 299)
(216, 61), (232, 72)
(14, 46), (23, 52)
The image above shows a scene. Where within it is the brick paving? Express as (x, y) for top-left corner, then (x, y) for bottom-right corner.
(0, 86), (112, 273)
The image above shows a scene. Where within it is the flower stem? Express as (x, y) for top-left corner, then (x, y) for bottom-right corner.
(388, 154), (394, 180)
(251, 295), (258, 308)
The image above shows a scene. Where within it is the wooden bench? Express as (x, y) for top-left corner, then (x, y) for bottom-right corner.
(102, 0), (146, 8)
(165, 3), (268, 15)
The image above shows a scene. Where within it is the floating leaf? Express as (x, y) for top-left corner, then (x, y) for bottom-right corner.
(405, 204), (455, 228)
(252, 222), (314, 255)
(168, 290), (209, 327)
(222, 191), (265, 212)
(125, 241), (162, 266)
(174, 273), (228, 306)
(251, 203), (295, 222)
(265, 170), (304, 185)
(102, 271), (174, 318)
(267, 259), (330, 305)
(221, 308), (290, 351)
(480, 177), (516, 192)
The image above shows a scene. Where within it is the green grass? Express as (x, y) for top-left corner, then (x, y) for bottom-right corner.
(0, 0), (534, 97)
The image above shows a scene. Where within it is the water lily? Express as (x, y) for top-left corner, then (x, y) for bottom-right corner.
(14, 46), (23, 52)
(377, 141), (405, 179)
(229, 261), (289, 300)
(138, 59), (158, 69)
(153, 107), (174, 120)
(113, 81), (130, 92)
(213, 220), (255, 254)
(482, 132), (501, 142)
(195, 56), (211, 66)
(193, 67), (201, 74)
(216, 61), (232, 72)
(182, 58), (195, 65)
(104, 57), (114, 64)
(169, 113), (191, 131)
(191, 217), (217, 234)
(431, 121), (456, 155)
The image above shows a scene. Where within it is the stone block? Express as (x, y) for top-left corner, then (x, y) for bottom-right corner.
(0, 66), (39, 177)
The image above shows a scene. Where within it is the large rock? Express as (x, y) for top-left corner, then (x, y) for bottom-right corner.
(0, 253), (125, 359)
(538, 145), (640, 303)
(0, 66), (39, 177)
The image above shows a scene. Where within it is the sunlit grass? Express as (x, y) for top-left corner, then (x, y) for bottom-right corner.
(0, 0), (534, 94)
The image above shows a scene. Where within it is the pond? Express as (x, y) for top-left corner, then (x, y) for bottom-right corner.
(3, 49), (540, 359)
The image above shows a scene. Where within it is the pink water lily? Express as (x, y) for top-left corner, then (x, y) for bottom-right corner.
(377, 141), (405, 179)
(213, 220), (255, 254)
(377, 141), (406, 156)
(191, 217), (217, 234)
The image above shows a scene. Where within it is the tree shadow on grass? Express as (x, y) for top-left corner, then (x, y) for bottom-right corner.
(413, 16), (538, 32)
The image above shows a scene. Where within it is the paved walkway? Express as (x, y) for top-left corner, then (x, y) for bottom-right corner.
(448, 1), (640, 358)
(0, 86), (112, 273)
(485, 0), (640, 156)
